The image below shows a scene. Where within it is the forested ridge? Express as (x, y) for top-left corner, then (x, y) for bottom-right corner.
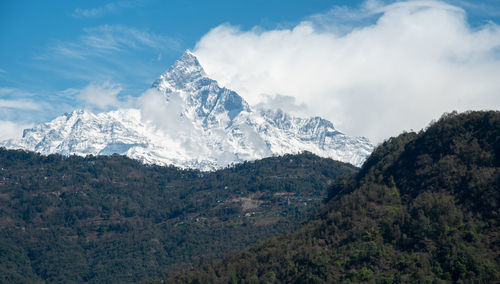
(0, 150), (356, 283)
(170, 110), (500, 283)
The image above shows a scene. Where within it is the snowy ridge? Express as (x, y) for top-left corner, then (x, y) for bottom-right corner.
(1, 51), (373, 170)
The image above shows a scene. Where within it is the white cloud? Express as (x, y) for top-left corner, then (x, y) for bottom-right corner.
(193, 0), (500, 142)
(0, 121), (33, 140)
(73, 4), (115, 19)
(255, 94), (308, 116)
(78, 81), (123, 110)
(48, 25), (180, 58)
(137, 88), (193, 136)
(136, 88), (206, 153)
(81, 25), (173, 51)
(0, 99), (41, 110)
(0, 87), (34, 97)
(0, 87), (42, 110)
(72, 2), (132, 19)
(34, 25), (181, 84)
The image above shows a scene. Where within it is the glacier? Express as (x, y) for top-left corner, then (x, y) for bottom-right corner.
(0, 51), (373, 170)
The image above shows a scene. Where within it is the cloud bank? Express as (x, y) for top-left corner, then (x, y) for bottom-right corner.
(193, 0), (500, 142)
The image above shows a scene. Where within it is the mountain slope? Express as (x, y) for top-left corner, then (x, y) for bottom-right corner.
(0, 51), (373, 170)
(170, 110), (500, 283)
(0, 150), (356, 283)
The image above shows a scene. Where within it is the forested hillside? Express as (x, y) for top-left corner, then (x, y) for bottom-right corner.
(171, 111), (500, 283)
(0, 150), (356, 283)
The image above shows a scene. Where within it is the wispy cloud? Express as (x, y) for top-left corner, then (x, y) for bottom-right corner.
(0, 89), (46, 140)
(0, 87), (47, 110)
(305, 0), (385, 34)
(0, 87), (34, 98)
(0, 88), (47, 132)
(0, 99), (41, 110)
(194, 0), (500, 142)
(46, 25), (180, 58)
(72, 1), (133, 19)
(33, 24), (182, 89)
(0, 87), (75, 127)
(80, 25), (177, 51)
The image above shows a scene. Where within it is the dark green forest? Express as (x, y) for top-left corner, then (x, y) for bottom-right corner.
(170, 110), (500, 283)
(0, 149), (355, 283)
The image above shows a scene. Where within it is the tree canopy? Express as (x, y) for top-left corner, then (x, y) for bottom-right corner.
(0, 149), (355, 283)
(170, 110), (500, 283)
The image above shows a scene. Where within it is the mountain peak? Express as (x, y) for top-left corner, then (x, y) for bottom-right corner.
(1, 51), (374, 169)
(151, 50), (251, 128)
(175, 50), (202, 71)
(153, 50), (206, 92)
(181, 49), (197, 61)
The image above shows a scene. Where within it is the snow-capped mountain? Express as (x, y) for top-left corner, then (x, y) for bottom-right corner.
(0, 51), (373, 170)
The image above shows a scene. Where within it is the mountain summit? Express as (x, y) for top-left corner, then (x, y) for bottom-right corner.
(152, 51), (251, 129)
(1, 51), (373, 170)
(153, 51), (207, 91)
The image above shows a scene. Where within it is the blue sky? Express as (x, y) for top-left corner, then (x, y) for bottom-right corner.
(1, 0), (500, 141)
(1, 0), (354, 95)
(0, 0), (362, 127)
